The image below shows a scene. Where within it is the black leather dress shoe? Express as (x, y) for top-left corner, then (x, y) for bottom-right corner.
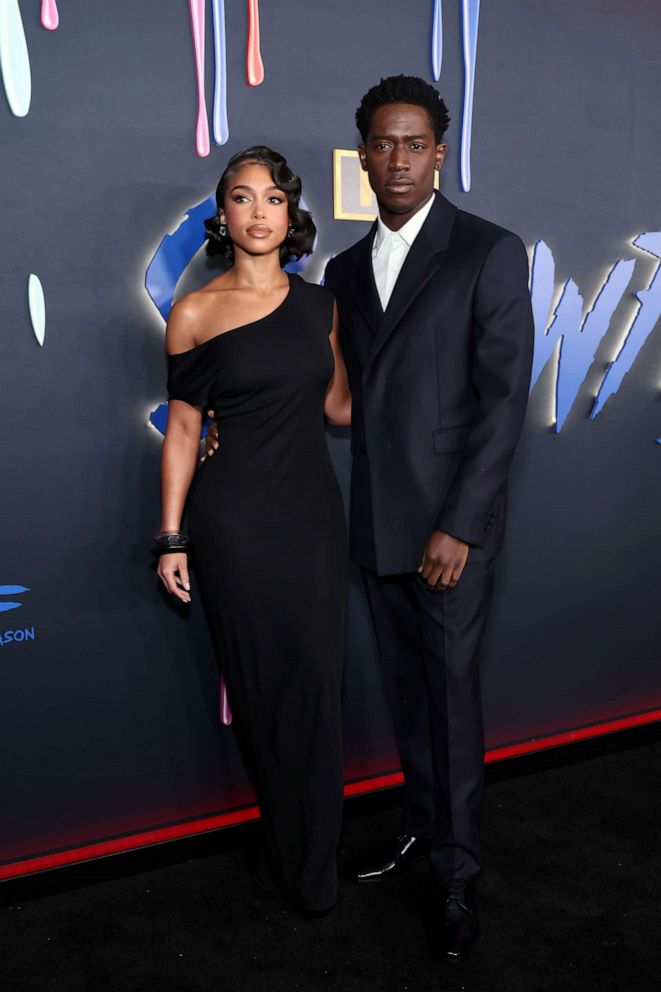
(348, 833), (431, 883)
(439, 878), (479, 960)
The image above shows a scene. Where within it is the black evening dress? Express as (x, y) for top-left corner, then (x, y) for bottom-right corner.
(166, 273), (347, 912)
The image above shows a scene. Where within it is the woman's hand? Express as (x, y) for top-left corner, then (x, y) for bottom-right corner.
(157, 553), (191, 603)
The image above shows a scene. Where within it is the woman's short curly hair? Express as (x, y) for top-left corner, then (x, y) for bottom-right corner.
(204, 146), (316, 266)
(355, 75), (450, 143)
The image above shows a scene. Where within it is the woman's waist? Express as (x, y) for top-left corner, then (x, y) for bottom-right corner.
(189, 478), (345, 530)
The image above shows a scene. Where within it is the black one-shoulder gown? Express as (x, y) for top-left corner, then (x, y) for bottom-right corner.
(167, 274), (346, 911)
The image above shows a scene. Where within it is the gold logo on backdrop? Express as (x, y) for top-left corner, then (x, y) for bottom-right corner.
(333, 149), (440, 222)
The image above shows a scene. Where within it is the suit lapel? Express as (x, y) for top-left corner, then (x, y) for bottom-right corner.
(347, 223), (382, 334)
(365, 194), (457, 374)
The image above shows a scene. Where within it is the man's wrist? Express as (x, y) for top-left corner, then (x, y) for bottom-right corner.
(430, 529), (469, 547)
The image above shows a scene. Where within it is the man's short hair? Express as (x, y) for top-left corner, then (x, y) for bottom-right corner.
(356, 75), (451, 143)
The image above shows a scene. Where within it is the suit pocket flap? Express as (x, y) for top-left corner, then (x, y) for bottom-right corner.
(433, 424), (470, 454)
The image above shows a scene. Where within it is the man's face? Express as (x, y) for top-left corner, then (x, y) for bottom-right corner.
(358, 102), (446, 230)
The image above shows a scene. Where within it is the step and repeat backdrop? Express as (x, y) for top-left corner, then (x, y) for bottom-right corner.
(1, 0), (660, 873)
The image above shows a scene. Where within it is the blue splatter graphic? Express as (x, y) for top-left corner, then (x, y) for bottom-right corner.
(530, 235), (661, 435)
(145, 195), (217, 321)
(0, 585), (29, 613)
(591, 232), (661, 419)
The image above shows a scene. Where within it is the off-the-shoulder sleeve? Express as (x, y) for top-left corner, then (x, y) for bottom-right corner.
(167, 351), (213, 408)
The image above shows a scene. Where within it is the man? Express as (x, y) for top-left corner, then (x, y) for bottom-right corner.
(324, 75), (533, 959)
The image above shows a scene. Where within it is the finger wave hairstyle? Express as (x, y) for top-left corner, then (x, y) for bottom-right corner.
(204, 146), (316, 266)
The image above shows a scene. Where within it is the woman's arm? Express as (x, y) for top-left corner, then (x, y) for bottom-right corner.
(160, 399), (203, 534)
(157, 300), (203, 604)
(324, 302), (352, 426)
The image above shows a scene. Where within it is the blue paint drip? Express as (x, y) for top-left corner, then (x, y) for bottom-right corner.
(212, 0), (229, 145)
(431, 0), (443, 81)
(591, 232), (661, 418)
(460, 0), (480, 192)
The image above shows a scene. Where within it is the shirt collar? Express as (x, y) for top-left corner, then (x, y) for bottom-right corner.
(373, 191), (436, 256)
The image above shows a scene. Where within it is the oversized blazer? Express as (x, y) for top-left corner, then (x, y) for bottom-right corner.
(324, 192), (534, 576)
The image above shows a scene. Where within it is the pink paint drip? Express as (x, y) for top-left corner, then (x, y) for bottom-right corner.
(220, 674), (233, 726)
(189, 0), (210, 157)
(246, 0), (264, 87)
(41, 0), (59, 31)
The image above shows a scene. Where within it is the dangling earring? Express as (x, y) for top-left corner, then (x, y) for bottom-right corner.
(287, 226), (295, 239)
(219, 222), (227, 237)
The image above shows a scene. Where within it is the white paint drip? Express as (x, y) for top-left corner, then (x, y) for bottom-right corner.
(0, 0), (32, 117)
(28, 274), (46, 346)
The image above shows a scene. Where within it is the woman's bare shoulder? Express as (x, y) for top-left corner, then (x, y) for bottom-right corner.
(166, 277), (231, 354)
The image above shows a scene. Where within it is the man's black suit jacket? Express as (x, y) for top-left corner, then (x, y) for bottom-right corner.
(324, 192), (534, 576)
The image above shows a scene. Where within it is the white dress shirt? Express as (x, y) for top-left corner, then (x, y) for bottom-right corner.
(371, 192), (436, 310)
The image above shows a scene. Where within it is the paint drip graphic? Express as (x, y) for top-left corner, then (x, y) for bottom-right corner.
(188, 0), (264, 156)
(0, 0), (31, 117)
(430, 0), (481, 193)
(212, 0), (229, 145)
(188, 0), (211, 157)
(246, 0), (264, 87)
(28, 273), (46, 346)
(0, 0), (61, 117)
(41, 0), (59, 30)
(1, 2), (56, 342)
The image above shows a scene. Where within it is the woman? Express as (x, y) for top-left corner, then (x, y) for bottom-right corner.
(156, 146), (351, 914)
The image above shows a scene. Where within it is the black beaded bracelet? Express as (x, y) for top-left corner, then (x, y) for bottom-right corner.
(153, 532), (190, 555)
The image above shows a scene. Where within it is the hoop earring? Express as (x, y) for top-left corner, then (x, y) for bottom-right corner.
(287, 226), (295, 239)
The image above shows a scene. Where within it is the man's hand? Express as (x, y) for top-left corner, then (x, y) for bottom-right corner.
(418, 530), (470, 591)
(202, 410), (219, 462)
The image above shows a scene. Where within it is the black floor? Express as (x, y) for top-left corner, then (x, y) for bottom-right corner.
(2, 726), (660, 992)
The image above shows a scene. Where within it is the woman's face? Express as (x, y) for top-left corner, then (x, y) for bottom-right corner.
(220, 162), (289, 259)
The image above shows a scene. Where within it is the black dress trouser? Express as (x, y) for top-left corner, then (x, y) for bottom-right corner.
(362, 558), (496, 883)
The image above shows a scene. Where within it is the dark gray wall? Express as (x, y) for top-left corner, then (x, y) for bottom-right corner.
(1, 0), (660, 868)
